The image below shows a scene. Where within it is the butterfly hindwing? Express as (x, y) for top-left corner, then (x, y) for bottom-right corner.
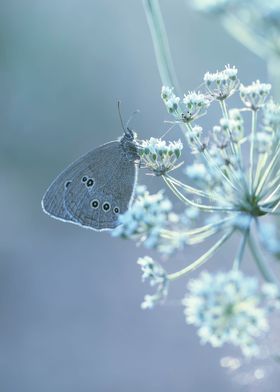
(64, 142), (137, 230)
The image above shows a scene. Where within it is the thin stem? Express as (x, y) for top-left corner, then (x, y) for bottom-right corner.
(232, 229), (249, 271)
(219, 100), (247, 188)
(249, 110), (257, 194)
(161, 216), (233, 239)
(220, 100), (228, 119)
(166, 174), (211, 199)
(260, 207), (280, 216)
(168, 230), (234, 281)
(143, 0), (180, 92)
(163, 176), (237, 212)
(256, 142), (280, 197)
(253, 152), (268, 192)
(260, 182), (280, 206)
(248, 234), (280, 288)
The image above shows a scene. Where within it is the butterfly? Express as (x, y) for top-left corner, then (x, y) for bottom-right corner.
(42, 105), (140, 231)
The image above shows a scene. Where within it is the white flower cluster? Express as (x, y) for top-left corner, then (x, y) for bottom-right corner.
(185, 125), (204, 153)
(185, 162), (211, 185)
(139, 137), (183, 176)
(112, 186), (178, 252)
(182, 91), (210, 122)
(183, 270), (279, 357)
(253, 99), (280, 154)
(212, 113), (244, 149)
(222, 110), (244, 143)
(204, 65), (239, 100)
(137, 256), (169, 309)
(161, 86), (180, 114)
(240, 81), (271, 110)
(161, 86), (210, 123)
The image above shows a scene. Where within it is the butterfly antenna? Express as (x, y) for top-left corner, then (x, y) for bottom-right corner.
(117, 100), (126, 133)
(126, 109), (140, 130)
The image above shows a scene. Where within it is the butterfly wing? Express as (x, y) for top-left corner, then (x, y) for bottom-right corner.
(64, 142), (137, 230)
(42, 141), (118, 223)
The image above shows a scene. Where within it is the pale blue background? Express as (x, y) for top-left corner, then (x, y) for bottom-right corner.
(0, 0), (279, 391)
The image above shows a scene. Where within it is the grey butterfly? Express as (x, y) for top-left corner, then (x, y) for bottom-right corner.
(42, 120), (139, 231)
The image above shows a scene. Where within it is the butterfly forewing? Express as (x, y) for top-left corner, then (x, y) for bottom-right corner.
(42, 141), (118, 223)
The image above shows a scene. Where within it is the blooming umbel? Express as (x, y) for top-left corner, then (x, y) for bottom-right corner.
(138, 137), (183, 176)
(161, 86), (180, 114)
(112, 65), (280, 358)
(204, 65), (239, 100)
(182, 91), (210, 122)
(137, 256), (169, 309)
(161, 86), (210, 122)
(240, 81), (271, 110)
(183, 271), (279, 357)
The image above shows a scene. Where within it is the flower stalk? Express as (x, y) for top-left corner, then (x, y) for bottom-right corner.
(143, 0), (180, 92)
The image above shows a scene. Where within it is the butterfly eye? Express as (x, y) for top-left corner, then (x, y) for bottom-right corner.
(113, 207), (120, 214)
(82, 176), (88, 183)
(91, 199), (99, 209)
(64, 180), (72, 189)
(86, 178), (95, 187)
(102, 202), (111, 212)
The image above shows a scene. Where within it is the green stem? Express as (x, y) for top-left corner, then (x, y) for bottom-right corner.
(248, 234), (280, 288)
(163, 175), (237, 212)
(233, 230), (249, 271)
(220, 100), (229, 119)
(249, 110), (257, 194)
(168, 230), (234, 281)
(256, 142), (280, 197)
(143, 0), (180, 92)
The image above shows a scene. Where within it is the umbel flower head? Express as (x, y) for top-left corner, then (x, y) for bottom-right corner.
(112, 66), (280, 358)
(183, 270), (279, 357)
(240, 81), (271, 110)
(138, 137), (183, 176)
(161, 86), (210, 122)
(204, 65), (239, 100)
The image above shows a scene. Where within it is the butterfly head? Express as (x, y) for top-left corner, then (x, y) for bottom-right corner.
(124, 127), (134, 140)
(120, 128), (139, 162)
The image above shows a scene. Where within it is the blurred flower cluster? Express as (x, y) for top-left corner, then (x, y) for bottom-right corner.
(137, 256), (169, 309)
(112, 185), (189, 254)
(183, 270), (279, 357)
(190, 0), (280, 97)
(112, 65), (280, 357)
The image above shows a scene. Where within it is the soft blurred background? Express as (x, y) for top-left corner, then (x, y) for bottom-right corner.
(0, 0), (279, 391)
